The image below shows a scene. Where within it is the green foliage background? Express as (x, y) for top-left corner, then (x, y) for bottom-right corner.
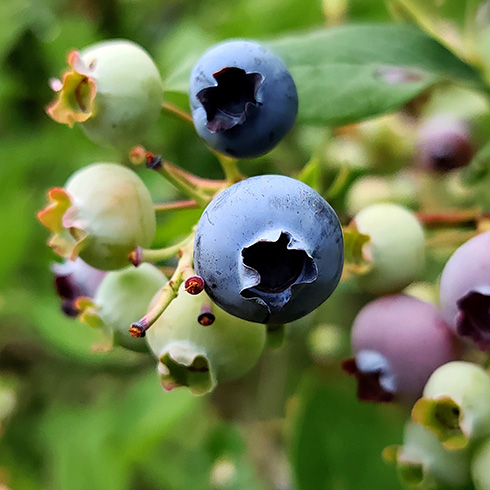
(2, 0), (489, 488)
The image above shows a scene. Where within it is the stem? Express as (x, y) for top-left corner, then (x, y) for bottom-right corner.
(326, 165), (351, 200)
(131, 235), (194, 265)
(417, 208), (482, 227)
(214, 153), (243, 184)
(147, 155), (214, 207)
(155, 200), (200, 212)
(130, 239), (196, 337)
(161, 101), (193, 125)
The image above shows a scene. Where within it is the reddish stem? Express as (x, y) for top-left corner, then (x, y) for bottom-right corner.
(155, 200), (200, 212)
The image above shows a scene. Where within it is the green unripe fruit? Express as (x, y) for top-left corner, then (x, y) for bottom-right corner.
(472, 437), (490, 490)
(345, 174), (417, 216)
(412, 361), (490, 450)
(38, 163), (156, 270)
(352, 203), (425, 295)
(94, 264), (167, 352)
(385, 421), (471, 489)
(146, 285), (267, 395)
(47, 40), (163, 150)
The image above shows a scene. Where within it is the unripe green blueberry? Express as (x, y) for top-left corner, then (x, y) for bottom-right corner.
(345, 174), (417, 216)
(38, 163), (156, 270)
(472, 437), (490, 490)
(146, 284), (266, 395)
(351, 203), (425, 295)
(412, 361), (490, 450)
(385, 421), (471, 489)
(93, 264), (167, 352)
(47, 40), (163, 149)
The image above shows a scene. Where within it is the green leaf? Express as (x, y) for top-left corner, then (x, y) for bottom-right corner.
(290, 374), (404, 490)
(267, 24), (483, 125)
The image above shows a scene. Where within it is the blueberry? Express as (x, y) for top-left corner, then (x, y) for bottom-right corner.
(343, 294), (461, 404)
(52, 257), (106, 317)
(352, 203), (426, 295)
(37, 163), (156, 270)
(439, 231), (490, 350)
(193, 175), (344, 324)
(386, 421), (471, 488)
(412, 361), (490, 449)
(189, 40), (298, 158)
(416, 116), (474, 173)
(146, 283), (266, 395)
(47, 40), (163, 150)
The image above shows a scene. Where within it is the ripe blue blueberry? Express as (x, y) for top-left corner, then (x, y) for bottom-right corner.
(189, 40), (298, 158)
(193, 175), (344, 324)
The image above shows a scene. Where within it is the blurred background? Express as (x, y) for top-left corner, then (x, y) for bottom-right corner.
(2, 0), (489, 488)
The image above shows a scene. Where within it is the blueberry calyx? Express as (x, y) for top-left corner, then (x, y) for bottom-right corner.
(342, 351), (395, 403)
(456, 287), (490, 350)
(196, 67), (264, 133)
(240, 231), (317, 315)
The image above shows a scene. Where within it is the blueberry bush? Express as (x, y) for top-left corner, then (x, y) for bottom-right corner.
(3, 0), (490, 489)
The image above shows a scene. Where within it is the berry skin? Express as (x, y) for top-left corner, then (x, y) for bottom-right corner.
(342, 295), (461, 404)
(52, 257), (106, 317)
(472, 437), (490, 490)
(412, 361), (490, 450)
(146, 284), (266, 395)
(47, 40), (163, 150)
(193, 175), (344, 325)
(416, 116), (474, 173)
(439, 231), (490, 350)
(189, 40), (298, 158)
(37, 163), (156, 271)
(93, 264), (167, 352)
(351, 203), (425, 295)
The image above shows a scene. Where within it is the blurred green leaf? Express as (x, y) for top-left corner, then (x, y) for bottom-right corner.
(0, 0), (30, 65)
(291, 373), (404, 490)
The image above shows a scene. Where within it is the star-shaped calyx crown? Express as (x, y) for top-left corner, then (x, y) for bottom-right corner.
(197, 67), (264, 133)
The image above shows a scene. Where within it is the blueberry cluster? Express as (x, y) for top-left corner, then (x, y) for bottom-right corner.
(40, 37), (340, 389)
(38, 31), (490, 490)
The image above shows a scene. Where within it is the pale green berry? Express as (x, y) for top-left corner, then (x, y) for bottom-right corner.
(94, 264), (167, 352)
(385, 421), (471, 488)
(412, 361), (490, 450)
(47, 40), (163, 150)
(146, 284), (266, 395)
(472, 437), (490, 490)
(38, 163), (156, 271)
(352, 203), (425, 295)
